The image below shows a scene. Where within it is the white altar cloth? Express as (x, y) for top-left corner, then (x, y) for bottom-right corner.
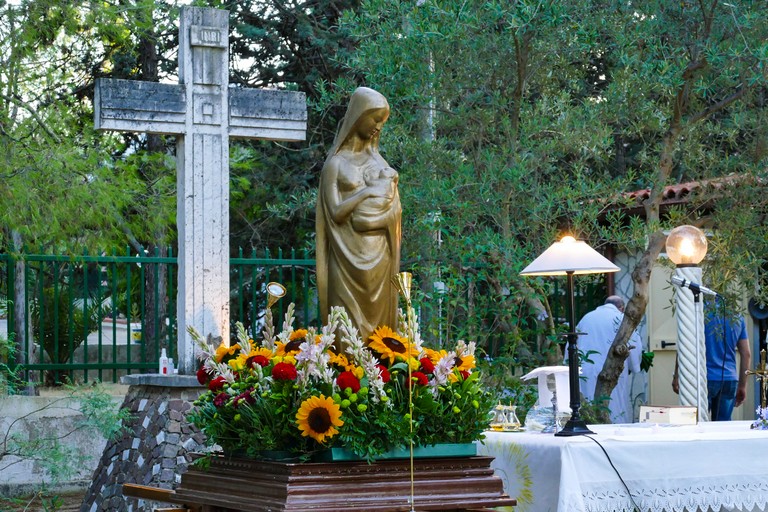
(478, 421), (768, 512)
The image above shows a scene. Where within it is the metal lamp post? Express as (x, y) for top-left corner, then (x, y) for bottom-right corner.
(521, 235), (619, 436)
(666, 225), (710, 422)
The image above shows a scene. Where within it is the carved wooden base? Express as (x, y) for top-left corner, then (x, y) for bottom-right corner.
(172, 455), (516, 511)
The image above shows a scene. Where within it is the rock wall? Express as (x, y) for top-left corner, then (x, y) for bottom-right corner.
(0, 393), (122, 497)
(80, 375), (205, 512)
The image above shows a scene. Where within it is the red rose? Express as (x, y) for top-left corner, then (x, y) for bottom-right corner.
(419, 357), (435, 374)
(459, 370), (470, 380)
(208, 376), (226, 392)
(376, 364), (391, 383)
(247, 355), (270, 368)
(213, 392), (229, 407)
(336, 371), (361, 393)
(196, 365), (210, 385)
(272, 362), (298, 381)
(410, 371), (429, 387)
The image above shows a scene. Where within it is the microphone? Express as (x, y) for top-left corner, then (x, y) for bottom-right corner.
(671, 275), (719, 297)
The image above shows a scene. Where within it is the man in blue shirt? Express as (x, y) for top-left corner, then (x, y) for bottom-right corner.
(705, 312), (751, 420)
(672, 310), (751, 420)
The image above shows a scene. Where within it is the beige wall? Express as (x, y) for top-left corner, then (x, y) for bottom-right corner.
(0, 387), (126, 496)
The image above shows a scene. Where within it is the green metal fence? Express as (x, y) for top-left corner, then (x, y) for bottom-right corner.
(0, 247), (317, 385)
(0, 248), (604, 386)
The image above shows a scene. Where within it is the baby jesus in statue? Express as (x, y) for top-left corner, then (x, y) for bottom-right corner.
(351, 164), (399, 231)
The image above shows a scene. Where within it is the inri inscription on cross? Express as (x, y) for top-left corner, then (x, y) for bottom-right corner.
(93, 7), (306, 374)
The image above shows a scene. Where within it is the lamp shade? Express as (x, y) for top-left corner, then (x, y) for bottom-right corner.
(520, 236), (619, 276)
(665, 225), (707, 265)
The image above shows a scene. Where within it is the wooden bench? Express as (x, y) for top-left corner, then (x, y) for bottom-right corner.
(122, 483), (201, 512)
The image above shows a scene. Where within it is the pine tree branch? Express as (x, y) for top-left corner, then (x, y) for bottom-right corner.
(0, 92), (61, 144)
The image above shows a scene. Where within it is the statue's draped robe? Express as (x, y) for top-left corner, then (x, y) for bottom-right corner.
(316, 88), (401, 341)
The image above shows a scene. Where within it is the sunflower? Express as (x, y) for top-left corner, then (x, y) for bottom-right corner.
(424, 347), (446, 364)
(454, 353), (476, 372)
(227, 357), (246, 372)
(235, 347), (273, 370)
(368, 326), (417, 364)
(213, 343), (239, 363)
(328, 351), (354, 372)
(272, 354), (297, 366)
(448, 369), (472, 384)
(276, 329), (314, 356)
(296, 395), (344, 444)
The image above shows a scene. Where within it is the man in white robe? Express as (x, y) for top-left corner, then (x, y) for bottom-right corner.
(573, 296), (642, 423)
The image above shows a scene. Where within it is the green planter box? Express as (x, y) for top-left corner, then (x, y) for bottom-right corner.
(312, 442), (477, 462)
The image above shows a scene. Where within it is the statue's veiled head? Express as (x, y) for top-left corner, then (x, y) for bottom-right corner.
(332, 87), (390, 153)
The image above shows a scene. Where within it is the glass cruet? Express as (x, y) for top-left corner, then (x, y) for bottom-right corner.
(490, 403), (508, 431)
(503, 405), (522, 431)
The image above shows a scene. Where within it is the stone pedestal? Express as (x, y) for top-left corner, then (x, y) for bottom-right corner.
(171, 454), (515, 511)
(81, 375), (206, 512)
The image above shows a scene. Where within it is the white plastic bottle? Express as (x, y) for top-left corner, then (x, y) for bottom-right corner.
(159, 348), (169, 375)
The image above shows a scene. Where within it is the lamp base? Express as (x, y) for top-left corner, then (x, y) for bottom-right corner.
(554, 418), (595, 437)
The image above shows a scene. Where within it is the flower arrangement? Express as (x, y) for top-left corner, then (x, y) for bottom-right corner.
(187, 304), (494, 461)
(751, 407), (768, 430)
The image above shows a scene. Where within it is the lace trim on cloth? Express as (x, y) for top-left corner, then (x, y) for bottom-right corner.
(581, 481), (768, 512)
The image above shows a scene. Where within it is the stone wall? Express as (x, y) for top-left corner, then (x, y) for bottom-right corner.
(0, 392), (123, 497)
(81, 375), (206, 512)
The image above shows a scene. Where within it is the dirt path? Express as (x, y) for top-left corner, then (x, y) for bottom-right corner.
(0, 491), (84, 512)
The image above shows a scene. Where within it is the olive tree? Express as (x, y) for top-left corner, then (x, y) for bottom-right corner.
(316, 0), (767, 420)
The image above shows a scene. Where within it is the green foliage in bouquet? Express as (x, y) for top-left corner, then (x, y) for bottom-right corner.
(187, 304), (494, 462)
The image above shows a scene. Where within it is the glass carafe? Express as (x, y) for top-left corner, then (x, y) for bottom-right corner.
(503, 405), (521, 431)
(490, 404), (508, 431)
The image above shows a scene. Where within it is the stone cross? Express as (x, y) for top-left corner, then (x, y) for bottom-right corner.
(93, 7), (306, 374)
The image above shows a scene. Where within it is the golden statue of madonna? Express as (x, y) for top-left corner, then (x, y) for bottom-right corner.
(316, 87), (402, 341)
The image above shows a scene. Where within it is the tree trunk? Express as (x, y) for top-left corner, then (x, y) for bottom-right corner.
(11, 230), (38, 394)
(593, 231), (666, 421)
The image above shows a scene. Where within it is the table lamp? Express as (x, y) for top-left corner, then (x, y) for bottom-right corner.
(521, 235), (619, 436)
